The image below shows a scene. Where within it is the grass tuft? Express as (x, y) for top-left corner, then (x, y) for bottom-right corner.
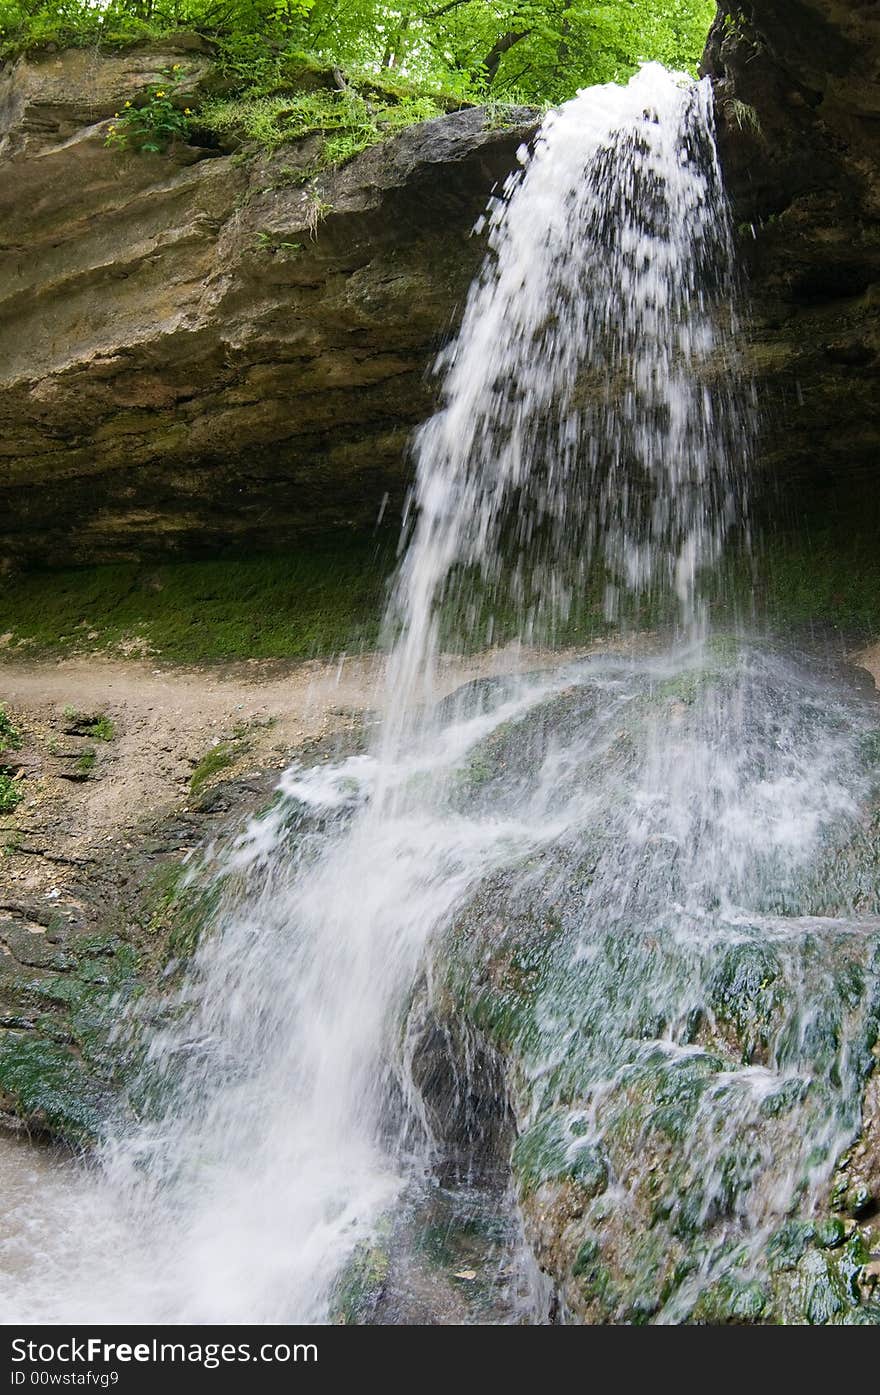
(199, 84), (447, 162)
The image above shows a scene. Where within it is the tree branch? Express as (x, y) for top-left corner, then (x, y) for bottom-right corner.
(483, 29), (532, 86)
(428, 0), (477, 18)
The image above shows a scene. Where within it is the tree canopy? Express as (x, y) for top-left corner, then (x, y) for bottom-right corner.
(0, 2), (717, 104)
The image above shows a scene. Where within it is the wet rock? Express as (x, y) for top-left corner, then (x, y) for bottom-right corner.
(0, 745), (313, 1143)
(702, 1), (880, 527)
(0, 918), (72, 970)
(422, 656), (880, 1323)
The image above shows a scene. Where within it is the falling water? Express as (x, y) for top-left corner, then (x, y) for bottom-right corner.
(383, 64), (747, 742)
(2, 67), (878, 1326)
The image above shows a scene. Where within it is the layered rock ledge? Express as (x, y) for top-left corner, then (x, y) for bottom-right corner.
(2, 3), (878, 569)
(0, 39), (535, 566)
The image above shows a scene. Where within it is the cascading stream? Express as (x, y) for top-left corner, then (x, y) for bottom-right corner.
(381, 64), (748, 757)
(2, 66), (877, 1326)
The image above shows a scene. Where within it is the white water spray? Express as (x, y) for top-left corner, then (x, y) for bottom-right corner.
(384, 65), (747, 743)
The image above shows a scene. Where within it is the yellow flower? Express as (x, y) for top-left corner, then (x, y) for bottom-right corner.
(184, 108), (192, 115)
(172, 64), (181, 70)
(109, 126), (116, 134)
(155, 90), (165, 98)
(124, 100), (131, 108)
(114, 111), (119, 117)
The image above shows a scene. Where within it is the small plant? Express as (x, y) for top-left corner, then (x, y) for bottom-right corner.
(75, 747), (97, 778)
(482, 99), (528, 131)
(267, 166), (311, 190)
(0, 772), (23, 814)
(726, 98), (762, 138)
(0, 705), (22, 754)
(305, 189), (332, 238)
(61, 708), (115, 740)
(106, 66), (193, 155)
(721, 8), (750, 39)
(86, 716), (116, 742)
(254, 231), (304, 255)
(200, 84), (444, 165)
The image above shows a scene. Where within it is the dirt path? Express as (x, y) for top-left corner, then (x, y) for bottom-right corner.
(0, 646), (568, 894)
(6, 633), (875, 898)
(2, 652), (388, 846)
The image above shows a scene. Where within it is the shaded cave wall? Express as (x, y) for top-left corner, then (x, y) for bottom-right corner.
(705, 1), (880, 538)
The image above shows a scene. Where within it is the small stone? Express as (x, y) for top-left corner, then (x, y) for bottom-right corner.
(815, 1217), (846, 1249)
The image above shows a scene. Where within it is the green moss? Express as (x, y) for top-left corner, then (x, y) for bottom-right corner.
(840, 1183), (874, 1218)
(572, 1238), (601, 1278)
(0, 1034), (106, 1141)
(0, 937), (141, 1127)
(414, 1209), (508, 1273)
(0, 909), (146, 1142)
(5, 522), (877, 672)
(0, 772), (23, 813)
(0, 850), (219, 1144)
(512, 1111), (608, 1197)
(330, 1236), (390, 1324)
(815, 1217), (847, 1250)
(568, 1241), (621, 1315)
(691, 1275), (768, 1323)
(0, 540), (392, 665)
(136, 861), (219, 969)
(709, 942), (784, 1062)
(655, 665), (727, 704)
(751, 529), (880, 638)
(189, 742), (237, 796)
(801, 1248), (854, 1324)
(0, 705), (22, 753)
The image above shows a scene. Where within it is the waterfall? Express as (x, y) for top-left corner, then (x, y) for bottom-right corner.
(2, 66), (877, 1327)
(382, 63), (747, 750)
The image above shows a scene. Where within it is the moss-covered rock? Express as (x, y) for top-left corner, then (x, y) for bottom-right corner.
(0, 910), (141, 1143)
(0, 816), (232, 1141)
(423, 652), (880, 1323)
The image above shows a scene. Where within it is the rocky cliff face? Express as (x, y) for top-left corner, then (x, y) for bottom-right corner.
(0, 5), (878, 565)
(0, 39), (535, 566)
(704, 1), (880, 522)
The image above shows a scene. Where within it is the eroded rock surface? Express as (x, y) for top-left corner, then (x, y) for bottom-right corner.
(1, 6), (879, 565)
(0, 40), (535, 565)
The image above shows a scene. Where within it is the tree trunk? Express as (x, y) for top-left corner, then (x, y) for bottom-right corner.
(483, 30), (531, 86)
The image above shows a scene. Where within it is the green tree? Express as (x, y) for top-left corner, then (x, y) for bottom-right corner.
(0, 1), (717, 104)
